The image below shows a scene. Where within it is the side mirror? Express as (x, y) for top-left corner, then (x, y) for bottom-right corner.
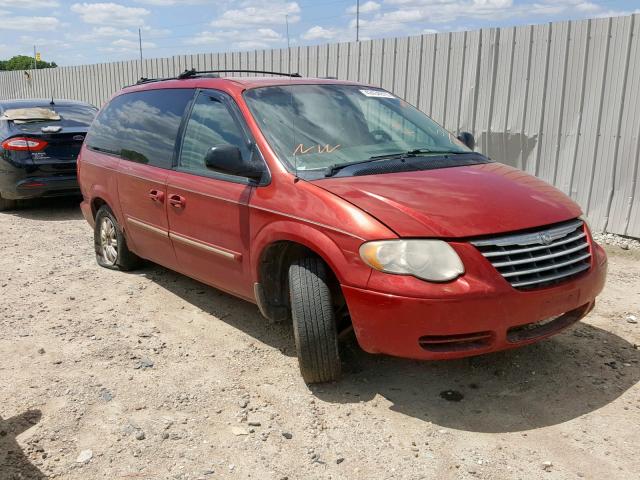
(204, 144), (264, 181)
(457, 131), (475, 150)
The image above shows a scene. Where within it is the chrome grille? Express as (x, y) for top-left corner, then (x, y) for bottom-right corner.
(472, 219), (591, 290)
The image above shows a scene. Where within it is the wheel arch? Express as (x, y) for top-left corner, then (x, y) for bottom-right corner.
(251, 221), (358, 323)
(91, 197), (108, 219)
(86, 184), (125, 229)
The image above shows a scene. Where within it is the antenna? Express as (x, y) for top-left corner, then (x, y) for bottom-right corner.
(50, 82), (56, 107)
(285, 13), (298, 182)
(285, 14), (291, 52)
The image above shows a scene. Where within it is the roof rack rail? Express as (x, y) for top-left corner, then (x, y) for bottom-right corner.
(130, 76), (174, 87)
(177, 68), (302, 79)
(126, 69), (303, 89)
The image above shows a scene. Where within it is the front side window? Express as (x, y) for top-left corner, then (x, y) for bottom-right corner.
(86, 89), (193, 168)
(243, 84), (474, 178)
(178, 91), (250, 175)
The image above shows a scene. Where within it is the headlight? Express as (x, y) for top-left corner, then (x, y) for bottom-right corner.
(359, 239), (464, 282)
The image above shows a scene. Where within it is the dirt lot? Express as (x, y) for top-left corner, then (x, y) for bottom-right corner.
(1, 198), (639, 480)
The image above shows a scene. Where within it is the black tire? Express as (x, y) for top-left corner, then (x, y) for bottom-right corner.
(0, 194), (17, 212)
(94, 205), (141, 271)
(289, 257), (341, 383)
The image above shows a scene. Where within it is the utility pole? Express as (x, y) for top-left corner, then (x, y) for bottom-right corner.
(33, 45), (37, 70)
(138, 28), (143, 76)
(285, 14), (291, 50)
(356, 0), (360, 42)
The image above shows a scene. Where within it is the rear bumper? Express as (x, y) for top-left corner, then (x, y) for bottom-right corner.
(80, 199), (95, 228)
(342, 243), (607, 360)
(2, 174), (79, 200)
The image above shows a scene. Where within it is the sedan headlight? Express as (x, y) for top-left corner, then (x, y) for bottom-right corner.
(359, 239), (464, 282)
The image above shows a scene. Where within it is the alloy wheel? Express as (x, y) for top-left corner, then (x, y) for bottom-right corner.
(99, 217), (118, 265)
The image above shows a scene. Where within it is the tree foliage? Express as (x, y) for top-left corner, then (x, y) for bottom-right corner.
(0, 55), (57, 71)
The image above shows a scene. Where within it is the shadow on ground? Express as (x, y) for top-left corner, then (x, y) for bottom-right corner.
(3, 197), (83, 222)
(315, 323), (639, 433)
(0, 410), (45, 480)
(141, 263), (639, 433)
(141, 264), (297, 357)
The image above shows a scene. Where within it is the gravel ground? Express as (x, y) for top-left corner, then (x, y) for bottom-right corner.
(592, 232), (640, 251)
(1, 198), (639, 480)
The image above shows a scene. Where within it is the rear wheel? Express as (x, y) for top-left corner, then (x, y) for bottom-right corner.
(94, 205), (141, 271)
(0, 194), (17, 212)
(289, 257), (341, 383)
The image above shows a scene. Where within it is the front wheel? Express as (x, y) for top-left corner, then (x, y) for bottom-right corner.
(94, 205), (141, 271)
(289, 257), (341, 383)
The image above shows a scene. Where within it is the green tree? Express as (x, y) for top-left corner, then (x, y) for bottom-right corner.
(0, 55), (57, 71)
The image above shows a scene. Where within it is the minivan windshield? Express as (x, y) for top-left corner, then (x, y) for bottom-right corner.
(243, 84), (471, 178)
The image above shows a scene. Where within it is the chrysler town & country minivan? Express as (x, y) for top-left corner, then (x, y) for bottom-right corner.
(77, 71), (607, 383)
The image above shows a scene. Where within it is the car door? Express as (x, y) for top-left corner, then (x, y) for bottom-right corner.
(109, 89), (194, 270)
(167, 89), (260, 300)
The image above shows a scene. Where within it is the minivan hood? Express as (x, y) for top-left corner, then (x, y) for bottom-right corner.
(312, 163), (582, 238)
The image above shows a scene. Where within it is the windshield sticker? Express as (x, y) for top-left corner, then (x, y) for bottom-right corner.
(359, 89), (395, 99)
(293, 144), (341, 155)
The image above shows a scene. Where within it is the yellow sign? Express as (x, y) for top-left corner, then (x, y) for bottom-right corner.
(35, 52), (41, 61)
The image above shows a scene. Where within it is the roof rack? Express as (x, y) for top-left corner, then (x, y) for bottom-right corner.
(177, 69), (302, 79)
(128, 68), (302, 87)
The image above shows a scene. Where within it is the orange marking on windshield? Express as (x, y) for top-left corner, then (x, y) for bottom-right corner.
(293, 144), (341, 155)
(293, 144), (315, 155)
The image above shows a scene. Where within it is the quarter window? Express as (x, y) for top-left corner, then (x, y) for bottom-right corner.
(86, 89), (193, 168)
(178, 91), (250, 175)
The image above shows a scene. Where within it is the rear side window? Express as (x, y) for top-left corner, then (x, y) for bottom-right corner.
(86, 89), (193, 168)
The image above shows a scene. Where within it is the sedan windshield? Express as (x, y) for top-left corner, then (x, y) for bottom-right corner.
(243, 84), (471, 178)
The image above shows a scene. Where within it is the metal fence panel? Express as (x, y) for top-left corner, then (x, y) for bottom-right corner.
(572, 18), (610, 216)
(609, 15), (640, 236)
(1, 14), (639, 237)
(418, 34), (437, 115)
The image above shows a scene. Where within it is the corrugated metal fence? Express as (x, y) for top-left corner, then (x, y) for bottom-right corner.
(1, 14), (639, 238)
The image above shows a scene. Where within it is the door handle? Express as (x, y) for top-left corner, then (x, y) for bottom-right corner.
(148, 189), (164, 202)
(168, 194), (186, 208)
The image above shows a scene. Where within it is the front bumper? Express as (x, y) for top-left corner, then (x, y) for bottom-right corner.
(342, 242), (607, 360)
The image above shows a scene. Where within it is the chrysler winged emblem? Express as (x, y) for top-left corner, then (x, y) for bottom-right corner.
(538, 233), (553, 245)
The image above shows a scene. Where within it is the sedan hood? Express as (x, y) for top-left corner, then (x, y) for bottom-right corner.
(312, 163), (581, 238)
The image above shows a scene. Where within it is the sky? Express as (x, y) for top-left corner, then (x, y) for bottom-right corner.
(0, 0), (638, 66)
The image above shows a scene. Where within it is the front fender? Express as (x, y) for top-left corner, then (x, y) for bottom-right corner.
(251, 219), (372, 288)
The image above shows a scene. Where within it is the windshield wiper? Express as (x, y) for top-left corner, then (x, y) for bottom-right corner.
(325, 149), (472, 177)
(370, 148), (471, 159)
(325, 157), (391, 177)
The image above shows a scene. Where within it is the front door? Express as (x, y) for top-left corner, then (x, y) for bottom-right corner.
(167, 90), (258, 300)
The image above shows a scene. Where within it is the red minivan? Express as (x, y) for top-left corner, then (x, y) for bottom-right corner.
(78, 70), (607, 383)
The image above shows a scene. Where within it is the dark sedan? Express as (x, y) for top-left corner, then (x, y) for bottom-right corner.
(0, 99), (97, 210)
